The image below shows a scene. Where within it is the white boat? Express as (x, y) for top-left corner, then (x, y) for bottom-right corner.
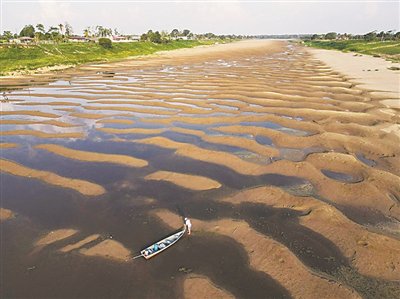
(140, 226), (186, 259)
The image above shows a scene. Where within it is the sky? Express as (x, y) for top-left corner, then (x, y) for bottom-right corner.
(1, 0), (399, 36)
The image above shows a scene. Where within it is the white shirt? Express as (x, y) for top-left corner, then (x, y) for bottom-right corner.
(185, 219), (192, 228)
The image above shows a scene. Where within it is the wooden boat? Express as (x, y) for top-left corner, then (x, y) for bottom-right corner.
(140, 226), (186, 259)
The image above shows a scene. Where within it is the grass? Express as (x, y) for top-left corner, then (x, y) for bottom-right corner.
(0, 40), (225, 75)
(303, 40), (400, 62)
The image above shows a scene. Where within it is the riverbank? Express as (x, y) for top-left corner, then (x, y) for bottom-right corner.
(304, 40), (400, 62)
(308, 47), (400, 102)
(0, 39), (225, 76)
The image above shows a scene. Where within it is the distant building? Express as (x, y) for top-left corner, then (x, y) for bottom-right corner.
(112, 35), (130, 42)
(171, 36), (190, 41)
(11, 37), (34, 44)
(68, 35), (88, 42)
(131, 35), (140, 41)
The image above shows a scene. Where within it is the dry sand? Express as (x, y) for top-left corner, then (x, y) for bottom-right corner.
(2, 130), (84, 139)
(183, 275), (234, 299)
(0, 119), (79, 127)
(0, 159), (105, 196)
(145, 170), (221, 191)
(98, 127), (165, 135)
(308, 48), (400, 100)
(0, 208), (15, 221)
(153, 209), (360, 299)
(96, 119), (135, 125)
(0, 110), (60, 118)
(0, 143), (19, 149)
(35, 229), (78, 247)
(220, 186), (400, 281)
(79, 239), (131, 261)
(35, 143), (148, 168)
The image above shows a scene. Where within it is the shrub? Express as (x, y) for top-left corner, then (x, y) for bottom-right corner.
(98, 38), (112, 49)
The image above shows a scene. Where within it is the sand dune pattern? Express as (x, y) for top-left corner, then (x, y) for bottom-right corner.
(1, 40), (399, 298)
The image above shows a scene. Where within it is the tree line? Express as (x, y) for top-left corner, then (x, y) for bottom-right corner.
(309, 31), (400, 41)
(1, 23), (247, 44)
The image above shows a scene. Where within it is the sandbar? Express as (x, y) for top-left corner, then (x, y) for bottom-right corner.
(145, 170), (221, 191)
(0, 208), (15, 221)
(35, 144), (148, 168)
(35, 229), (78, 247)
(79, 239), (131, 261)
(0, 158), (105, 196)
(183, 275), (234, 299)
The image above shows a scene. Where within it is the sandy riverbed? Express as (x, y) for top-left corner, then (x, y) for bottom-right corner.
(1, 40), (399, 299)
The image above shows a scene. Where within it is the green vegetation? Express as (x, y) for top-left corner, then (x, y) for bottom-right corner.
(0, 40), (223, 75)
(98, 38), (112, 49)
(303, 40), (400, 62)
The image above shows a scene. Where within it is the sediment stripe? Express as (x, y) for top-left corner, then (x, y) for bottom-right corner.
(145, 170), (221, 191)
(136, 136), (267, 175)
(183, 275), (234, 299)
(96, 119), (135, 125)
(34, 144), (148, 168)
(0, 110), (60, 118)
(0, 158), (105, 196)
(35, 229), (78, 247)
(0, 119), (79, 127)
(0, 143), (19, 149)
(98, 127), (165, 135)
(2, 130), (84, 139)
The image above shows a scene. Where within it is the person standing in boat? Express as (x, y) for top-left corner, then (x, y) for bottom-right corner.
(184, 217), (192, 235)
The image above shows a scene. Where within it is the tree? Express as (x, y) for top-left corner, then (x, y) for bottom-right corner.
(311, 34), (320, 40)
(140, 33), (148, 41)
(64, 22), (73, 37)
(58, 23), (64, 36)
(20, 25), (35, 37)
(182, 29), (190, 36)
(171, 28), (179, 37)
(2, 31), (13, 41)
(149, 31), (161, 43)
(47, 26), (61, 42)
(83, 27), (91, 38)
(325, 32), (337, 40)
(98, 37), (112, 49)
(36, 24), (45, 34)
(364, 31), (377, 41)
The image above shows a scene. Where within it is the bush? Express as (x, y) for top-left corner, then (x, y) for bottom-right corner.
(98, 38), (112, 49)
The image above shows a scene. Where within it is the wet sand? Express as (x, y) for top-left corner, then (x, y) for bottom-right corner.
(0, 159), (105, 196)
(79, 239), (132, 261)
(0, 143), (19, 149)
(35, 229), (78, 247)
(145, 170), (221, 191)
(153, 209), (360, 299)
(183, 275), (234, 299)
(2, 130), (84, 139)
(0, 208), (15, 221)
(1, 40), (399, 299)
(35, 144), (148, 168)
